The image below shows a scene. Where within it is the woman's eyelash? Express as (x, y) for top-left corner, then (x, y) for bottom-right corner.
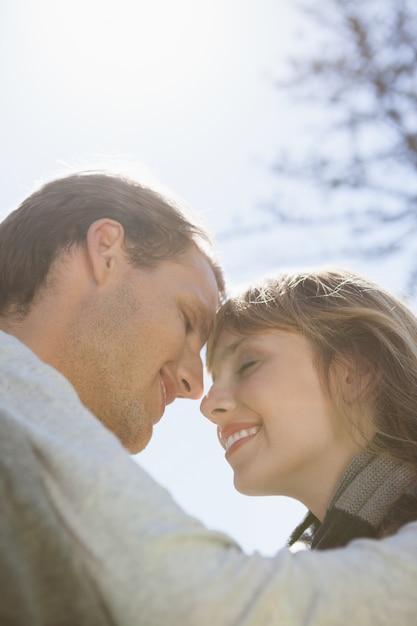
(237, 360), (256, 375)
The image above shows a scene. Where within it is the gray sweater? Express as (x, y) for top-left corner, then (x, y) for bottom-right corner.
(0, 329), (416, 625)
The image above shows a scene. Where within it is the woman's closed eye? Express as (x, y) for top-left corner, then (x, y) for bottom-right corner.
(237, 360), (257, 376)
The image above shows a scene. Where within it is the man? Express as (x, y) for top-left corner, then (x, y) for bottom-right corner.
(0, 171), (224, 453)
(0, 170), (223, 624)
(0, 171), (416, 625)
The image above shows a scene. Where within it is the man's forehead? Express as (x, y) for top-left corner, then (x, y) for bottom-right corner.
(182, 254), (221, 305)
(179, 245), (224, 300)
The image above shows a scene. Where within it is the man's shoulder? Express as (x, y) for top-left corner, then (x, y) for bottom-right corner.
(0, 329), (73, 396)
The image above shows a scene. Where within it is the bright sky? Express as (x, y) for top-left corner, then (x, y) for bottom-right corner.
(1, 1), (407, 555)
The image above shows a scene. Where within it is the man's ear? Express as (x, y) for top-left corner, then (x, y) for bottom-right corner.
(85, 219), (125, 285)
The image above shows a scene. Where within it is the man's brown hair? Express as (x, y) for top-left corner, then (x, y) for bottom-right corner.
(0, 171), (225, 317)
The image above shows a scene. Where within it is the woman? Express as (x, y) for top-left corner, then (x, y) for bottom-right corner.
(201, 267), (417, 549)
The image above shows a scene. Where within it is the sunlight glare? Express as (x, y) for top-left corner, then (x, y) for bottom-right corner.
(34, 0), (225, 102)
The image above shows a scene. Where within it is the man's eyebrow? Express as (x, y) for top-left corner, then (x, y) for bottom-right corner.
(186, 298), (212, 341)
(197, 305), (213, 341)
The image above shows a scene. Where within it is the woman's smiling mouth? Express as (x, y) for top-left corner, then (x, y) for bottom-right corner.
(218, 425), (260, 455)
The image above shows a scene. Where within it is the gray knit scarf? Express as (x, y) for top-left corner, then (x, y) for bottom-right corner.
(289, 452), (417, 550)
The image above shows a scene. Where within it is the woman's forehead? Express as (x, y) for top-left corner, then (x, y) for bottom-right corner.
(209, 328), (300, 370)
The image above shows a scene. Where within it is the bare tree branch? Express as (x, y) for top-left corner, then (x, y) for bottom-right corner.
(268, 0), (417, 287)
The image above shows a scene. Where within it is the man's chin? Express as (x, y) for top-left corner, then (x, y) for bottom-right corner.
(121, 422), (154, 456)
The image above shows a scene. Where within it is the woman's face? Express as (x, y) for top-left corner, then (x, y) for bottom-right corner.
(200, 328), (363, 518)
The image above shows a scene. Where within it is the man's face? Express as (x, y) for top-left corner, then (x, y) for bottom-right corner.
(59, 246), (220, 453)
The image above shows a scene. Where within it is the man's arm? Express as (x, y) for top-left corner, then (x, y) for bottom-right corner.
(1, 331), (416, 625)
(0, 407), (113, 626)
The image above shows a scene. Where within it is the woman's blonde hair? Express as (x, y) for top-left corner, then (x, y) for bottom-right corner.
(207, 268), (417, 466)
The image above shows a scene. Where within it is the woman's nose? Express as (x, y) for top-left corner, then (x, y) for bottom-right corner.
(200, 382), (235, 424)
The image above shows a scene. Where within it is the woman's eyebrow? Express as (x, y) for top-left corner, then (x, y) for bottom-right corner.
(208, 337), (255, 378)
(213, 337), (254, 361)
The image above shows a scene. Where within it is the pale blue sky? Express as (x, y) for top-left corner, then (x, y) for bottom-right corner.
(1, 0), (408, 554)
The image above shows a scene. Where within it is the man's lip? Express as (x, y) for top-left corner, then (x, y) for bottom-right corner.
(160, 371), (177, 406)
(218, 423), (260, 450)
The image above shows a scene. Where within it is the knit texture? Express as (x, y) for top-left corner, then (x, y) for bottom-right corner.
(289, 452), (417, 550)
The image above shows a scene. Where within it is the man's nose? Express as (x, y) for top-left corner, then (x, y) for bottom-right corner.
(176, 350), (204, 400)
